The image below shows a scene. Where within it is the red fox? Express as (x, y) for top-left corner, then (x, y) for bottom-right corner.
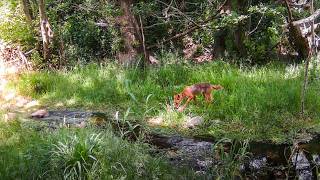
(174, 83), (223, 111)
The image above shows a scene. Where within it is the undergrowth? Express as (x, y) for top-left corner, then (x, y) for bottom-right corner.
(14, 60), (320, 142)
(0, 120), (194, 179)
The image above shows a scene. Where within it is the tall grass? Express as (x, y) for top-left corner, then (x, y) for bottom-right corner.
(0, 120), (195, 179)
(14, 60), (320, 142)
(211, 138), (250, 179)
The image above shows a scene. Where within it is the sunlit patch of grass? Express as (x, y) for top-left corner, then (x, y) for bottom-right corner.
(158, 109), (187, 128)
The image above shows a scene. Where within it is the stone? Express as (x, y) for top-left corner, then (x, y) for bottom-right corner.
(76, 121), (86, 128)
(30, 109), (49, 118)
(148, 117), (164, 126)
(184, 116), (204, 129)
(3, 112), (17, 122)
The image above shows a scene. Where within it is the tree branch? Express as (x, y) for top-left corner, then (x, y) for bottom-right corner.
(292, 9), (320, 26)
(155, 0), (202, 29)
(147, 0), (228, 50)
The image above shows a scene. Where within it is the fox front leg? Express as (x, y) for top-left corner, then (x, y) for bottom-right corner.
(178, 96), (193, 112)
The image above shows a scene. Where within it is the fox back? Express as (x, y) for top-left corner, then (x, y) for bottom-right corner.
(189, 83), (213, 94)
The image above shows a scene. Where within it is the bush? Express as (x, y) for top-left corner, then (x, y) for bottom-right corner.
(0, 2), (36, 49)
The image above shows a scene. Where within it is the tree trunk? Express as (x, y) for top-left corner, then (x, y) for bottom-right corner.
(213, 0), (231, 59)
(38, 0), (53, 61)
(284, 0), (311, 59)
(234, 0), (248, 57)
(116, 0), (146, 67)
(213, 30), (227, 59)
(21, 0), (33, 24)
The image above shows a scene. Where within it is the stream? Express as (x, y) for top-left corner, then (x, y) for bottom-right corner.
(30, 110), (320, 179)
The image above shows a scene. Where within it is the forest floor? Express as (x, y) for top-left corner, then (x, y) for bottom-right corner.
(1, 60), (320, 179)
(2, 60), (320, 143)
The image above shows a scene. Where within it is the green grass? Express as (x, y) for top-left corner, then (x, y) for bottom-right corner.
(14, 60), (320, 142)
(0, 120), (195, 179)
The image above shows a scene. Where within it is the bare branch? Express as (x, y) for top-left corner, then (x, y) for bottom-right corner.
(147, 25), (199, 49)
(292, 9), (320, 26)
(139, 15), (149, 64)
(301, 23), (320, 36)
(248, 15), (264, 36)
(155, 0), (202, 29)
(288, 0), (310, 8)
(95, 22), (108, 27)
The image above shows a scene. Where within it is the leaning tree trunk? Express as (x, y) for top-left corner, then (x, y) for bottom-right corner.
(284, 0), (311, 60)
(116, 0), (147, 67)
(38, 0), (53, 61)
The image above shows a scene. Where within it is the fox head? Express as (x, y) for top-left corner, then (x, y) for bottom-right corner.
(173, 93), (183, 108)
(212, 85), (223, 90)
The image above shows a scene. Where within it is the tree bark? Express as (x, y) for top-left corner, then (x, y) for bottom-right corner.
(284, 0), (310, 59)
(292, 9), (320, 26)
(116, 0), (146, 67)
(21, 0), (33, 24)
(38, 0), (53, 61)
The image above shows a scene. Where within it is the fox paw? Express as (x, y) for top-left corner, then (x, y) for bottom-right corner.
(177, 107), (184, 112)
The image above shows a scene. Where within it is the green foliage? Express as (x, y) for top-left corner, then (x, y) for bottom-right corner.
(244, 5), (284, 63)
(0, 120), (51, 179)
(51, 133), (102, 179)
(0, 2), (36, 49)
(0, 0), (316, 64)
(46, 0), (121, 64)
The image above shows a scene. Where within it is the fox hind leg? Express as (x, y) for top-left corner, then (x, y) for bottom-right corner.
(204, 93), (213, 103)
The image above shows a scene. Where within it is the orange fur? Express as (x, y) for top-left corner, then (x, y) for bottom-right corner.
(174, 83), (223, 111)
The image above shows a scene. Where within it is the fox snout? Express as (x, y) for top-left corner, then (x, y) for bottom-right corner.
(213, 85), (223, 90)
(173, 94), (182, 108)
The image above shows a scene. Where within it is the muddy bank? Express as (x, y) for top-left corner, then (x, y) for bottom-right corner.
(149, 133), (320, 179)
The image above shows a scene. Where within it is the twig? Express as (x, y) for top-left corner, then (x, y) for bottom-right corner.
(248, 14), (264, 36)
(155, 0), (202, 29)
(24, 48), (36, 56)
(139, 15), (149, 66)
